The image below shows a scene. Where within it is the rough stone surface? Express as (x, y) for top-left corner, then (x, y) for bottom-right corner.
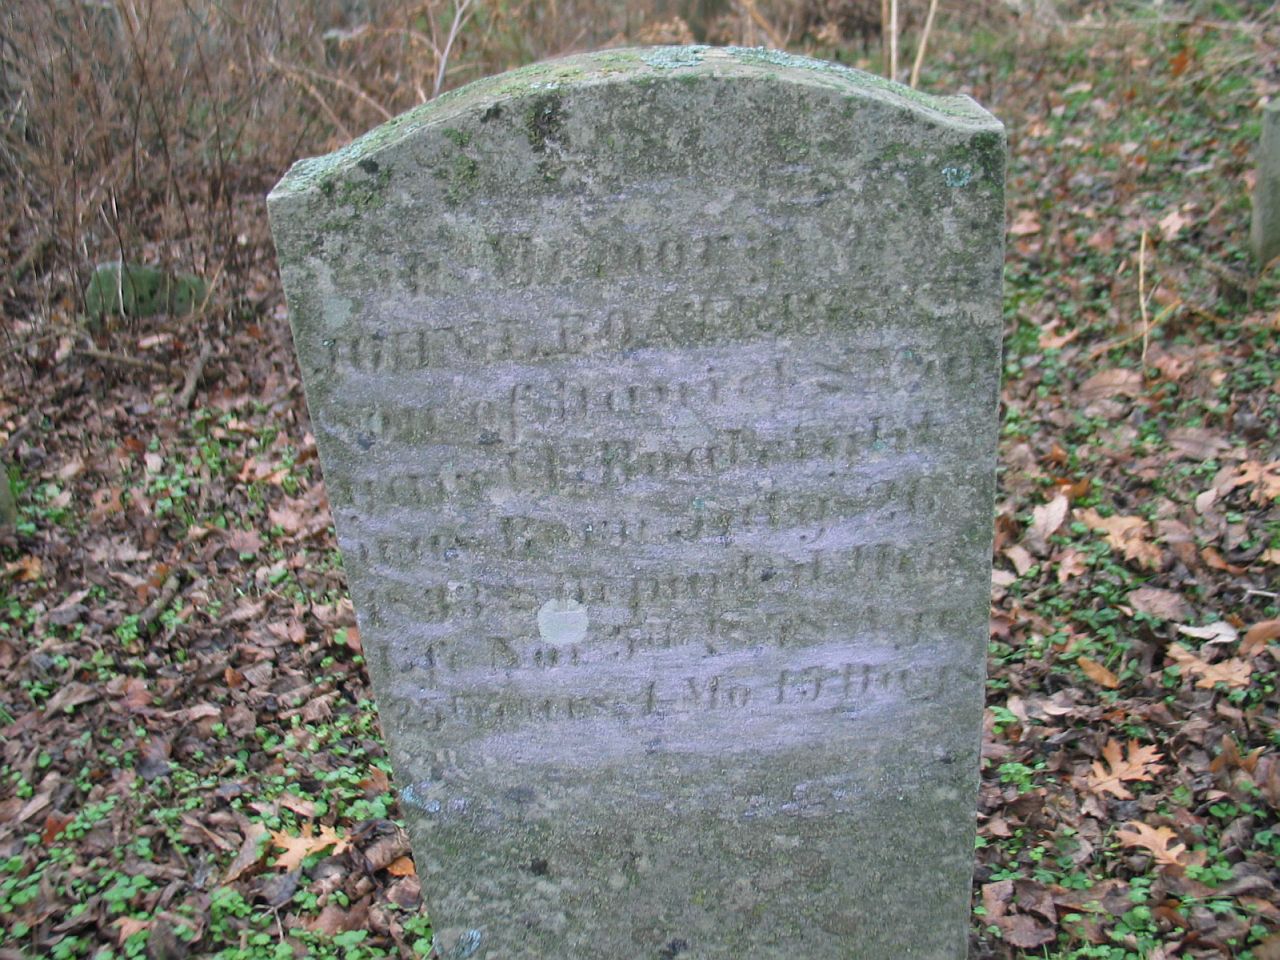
(83, 261), (208, 319)
(270, 46), (1004, 960)
(1253, 100), (1280, 266)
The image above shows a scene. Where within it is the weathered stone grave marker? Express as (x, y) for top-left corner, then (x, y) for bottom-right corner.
(270, 46), (1004, 960)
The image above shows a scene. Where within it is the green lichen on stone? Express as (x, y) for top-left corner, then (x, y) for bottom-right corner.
(270, 46), (999, 207)
(334, 160), (392, 210)
(969, 129), (1007, 187)
(592, 49), (643, 70)
(524, 92), (565, 154)
(436, 149), (480, 206)
(777, 133), (809, 162)
(641, 45), (708, 69)
(84, 261), (208, 319)
(442, 127), (472, 148)
(725, 45), (987, 120)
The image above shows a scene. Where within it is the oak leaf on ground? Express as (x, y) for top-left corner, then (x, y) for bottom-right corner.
(270, 824), (351, 872)
(1086, 739), (1165, 799)
(1116, 821), (1187, 866)
(1056, 549), (1089, 583)
(1076, 508), (1161, 568)
(1236, 460), (1280, 504)
(1167, 644), (1252, 689)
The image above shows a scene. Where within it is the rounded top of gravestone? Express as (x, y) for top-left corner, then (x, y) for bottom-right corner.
(268, 45), (1002, 203)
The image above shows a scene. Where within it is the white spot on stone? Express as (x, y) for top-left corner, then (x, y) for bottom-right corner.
(537, 598), (588, 646)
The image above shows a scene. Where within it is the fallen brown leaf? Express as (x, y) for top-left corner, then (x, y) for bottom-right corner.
(1177, 621), (1238, 644)
(114, 917), (153, 945)
(1009, 209), (1042, 236)
(1056, 549), (1088, 583)
(1076, 508), (1161, 569)
(1116, 821), (1187, 866)
(1168, 426), (1230, 460)
(1127, 587), (1190, 622)
(1004, 544), (1034, 576)
(1167, 644), (1252, 689)
(1158, 208), (1189, 241)
(270, 823), (351, 872)
(225, 527), (263, 556)
(1029, 493), (1069, 550)
(4, 555), (42, 582)
(1079, 369), (1142, 402)
(1077, 657), (1119, 689)
(307, 899), (369, 935)
(995, 913), (1056, 948)
(1236, 460), (1280, 505)
(1087, 739), (1165, 799)
(42, 812), (74, 845)
(1242, 619), (1280, 657)
(224, 822), (270, 883)
(43, 681), (100, 715)
(386, 855), (416, 877)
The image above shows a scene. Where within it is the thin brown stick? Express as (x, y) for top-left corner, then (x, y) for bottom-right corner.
(139, 574), (182, 631)
(881, 0), (891, 76)
(265, 54), (391, 125)
(889, 0), (899, 80)
(910, 0), (940, 88)
(75, 347), (172, 375)
(1085, 300), (1180, 360)
(737, 0), (786, 49)
(433, 0), (476, 99)
(1138, 229), (1150, 376)
(176, 343), (213, 411)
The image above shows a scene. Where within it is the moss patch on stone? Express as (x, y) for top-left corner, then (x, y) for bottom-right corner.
(269, 45), (1001, 205)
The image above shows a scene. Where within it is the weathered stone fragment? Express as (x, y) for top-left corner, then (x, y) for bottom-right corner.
(84, 261), (208, 319)
(1253, 99), (1280, 267)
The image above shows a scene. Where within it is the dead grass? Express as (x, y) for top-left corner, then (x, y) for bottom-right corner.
(0, 0), (1012, 361)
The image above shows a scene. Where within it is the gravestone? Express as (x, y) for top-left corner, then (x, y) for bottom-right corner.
(269, 46), (1004, 960)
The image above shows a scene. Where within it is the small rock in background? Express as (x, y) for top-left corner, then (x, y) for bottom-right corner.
(83, 261), (208, 319)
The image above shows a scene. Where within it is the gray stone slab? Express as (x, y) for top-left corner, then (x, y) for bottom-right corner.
(269, 45), (1004, 960)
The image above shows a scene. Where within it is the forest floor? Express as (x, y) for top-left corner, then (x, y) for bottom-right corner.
(1, 5), (1278, 959)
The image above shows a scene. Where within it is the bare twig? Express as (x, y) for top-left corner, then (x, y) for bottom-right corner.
(139, 574), (182, 631)
(433, 0), (476, 100)
(881, 0), (891, 76)
(736, 0), (786, 50)
(263, 56), (354, 140)
(889, 0), (899, 80)
(910, 0), (940, 89)
(176, 342), (213, 411)
(74, 347), (172, 375)
(266, 54), (393, 123)
(1138, 229), (1150, 376)
(1085, 299), (1180, 361)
